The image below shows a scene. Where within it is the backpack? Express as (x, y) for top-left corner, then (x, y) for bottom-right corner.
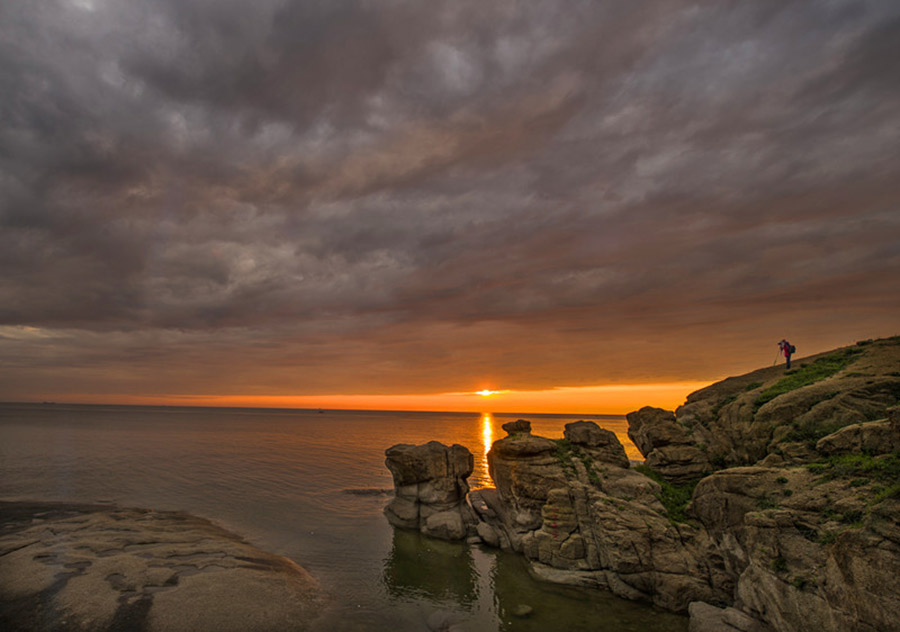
(789, 344), (796, 354)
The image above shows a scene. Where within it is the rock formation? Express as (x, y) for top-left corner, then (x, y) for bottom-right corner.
(382, 336), (900, 632)
(0, 502), (323, 632)
(384, 441), (478, 540)
(626, 406), (711, 482)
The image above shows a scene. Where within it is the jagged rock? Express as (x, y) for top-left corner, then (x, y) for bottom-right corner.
(675, 341), (900, 467)
(563, 421), (629, 467)
(383, 336), (900, 632)
(626, 407), (691, 455)
(816, 418), (900, 456)
(487, 433), (564, 531)
(692, 464), (900, 632)
(644, 444), (711, 483)
(384, 442), (476, 540)
(502, 419), (532, 435)
(626, 407), (710, 483)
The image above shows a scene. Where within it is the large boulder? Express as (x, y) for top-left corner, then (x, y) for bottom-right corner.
(815, 418), (900, 456)
(487, 433), (564, 532)
(384, 442), (476, 540)
(563, 421), (629, 468)
(626, 407), (710, 483)
(626, 407), (691, 455)
(501, 419), (532, 435)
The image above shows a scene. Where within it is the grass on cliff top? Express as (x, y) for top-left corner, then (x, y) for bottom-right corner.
(754, 347), (865, 411)
(634, 465), (698, 524)
(807, 452), (900, 503)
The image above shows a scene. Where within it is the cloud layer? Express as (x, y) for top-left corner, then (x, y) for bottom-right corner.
(2, 0), (899, 402)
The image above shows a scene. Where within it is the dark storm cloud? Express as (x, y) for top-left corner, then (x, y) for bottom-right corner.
(1, 0), (899, 397)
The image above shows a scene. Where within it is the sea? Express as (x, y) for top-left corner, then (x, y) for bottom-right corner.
(0, 403), (687, 631)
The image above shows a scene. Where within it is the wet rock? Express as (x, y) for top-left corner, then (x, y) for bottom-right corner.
(487, 433), (564, 531)
(384, 442), (476, 540)
(0, 502), (323, 632)
(426, 610), (467, 632)
(476, 522), (500, 548)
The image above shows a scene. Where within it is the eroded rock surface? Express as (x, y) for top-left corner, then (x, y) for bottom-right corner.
(0, 502), (322, 632)
(479, 421), (727, 611)
(384, 441), (477, 540)
(626, 407), (711, 483)
(563, 420), (629, 468)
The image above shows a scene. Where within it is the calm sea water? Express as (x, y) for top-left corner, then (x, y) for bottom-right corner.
(0, 403), (686, 631)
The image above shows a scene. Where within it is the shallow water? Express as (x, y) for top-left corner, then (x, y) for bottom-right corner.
(0, 403), (686, 631)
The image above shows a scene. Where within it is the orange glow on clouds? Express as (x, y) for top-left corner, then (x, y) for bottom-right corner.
(477, 389), (505, 397)
(52, 381), (712, 414)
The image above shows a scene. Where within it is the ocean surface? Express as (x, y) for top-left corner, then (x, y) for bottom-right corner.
(0, 403), (687, 631)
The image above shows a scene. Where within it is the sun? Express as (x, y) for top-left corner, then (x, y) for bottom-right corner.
(477, 389), (499, 397)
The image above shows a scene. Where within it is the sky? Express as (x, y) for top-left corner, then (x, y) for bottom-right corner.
(1, 0), (898, 413)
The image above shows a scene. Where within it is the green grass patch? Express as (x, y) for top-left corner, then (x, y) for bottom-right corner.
(872, 482), (900, 504)
(782, 414), (847, 445)
(554, 438), (603, 485)
(754, 348), (864, 411)
(807, 452), (900, 482)
(553, 439), (577, 476)
(771, 556), (788, 573)
(634, 465), (698, 524)
(757, 496), (779, 510)
(744, 381), (763, 392)
(840, 509), (863, 524)
(806, 453), (900, 506)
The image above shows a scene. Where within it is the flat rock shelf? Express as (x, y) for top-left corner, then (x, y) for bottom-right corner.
(0, 501), (323, 632)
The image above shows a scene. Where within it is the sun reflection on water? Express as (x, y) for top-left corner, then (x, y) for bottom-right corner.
(480, 413), (493, 486)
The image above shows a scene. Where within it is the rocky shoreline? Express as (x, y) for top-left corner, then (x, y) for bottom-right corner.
(0, 501), (323, 632)
(383, 337), (900, 632)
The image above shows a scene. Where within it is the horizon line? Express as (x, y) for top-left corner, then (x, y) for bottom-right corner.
(0, 400), (630, 418)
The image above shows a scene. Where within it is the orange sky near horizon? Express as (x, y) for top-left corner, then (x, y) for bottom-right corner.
(34, 381), (712, 415)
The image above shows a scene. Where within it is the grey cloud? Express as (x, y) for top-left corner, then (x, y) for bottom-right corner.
(1, 0), (899, 398)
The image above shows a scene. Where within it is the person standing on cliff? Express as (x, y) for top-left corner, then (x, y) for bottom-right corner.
(778, 339), (794, 370)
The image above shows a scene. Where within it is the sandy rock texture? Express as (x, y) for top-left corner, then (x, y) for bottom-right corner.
(383, 441), (477, 540)
(0, 502), (323, 632)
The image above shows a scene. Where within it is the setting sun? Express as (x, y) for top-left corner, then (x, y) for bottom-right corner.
(477, 389), (500, 396)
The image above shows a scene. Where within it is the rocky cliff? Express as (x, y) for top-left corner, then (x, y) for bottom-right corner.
(384, 336), (900, 632)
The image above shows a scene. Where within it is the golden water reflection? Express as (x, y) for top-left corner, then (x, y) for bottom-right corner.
(479, 413), (493, 487)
